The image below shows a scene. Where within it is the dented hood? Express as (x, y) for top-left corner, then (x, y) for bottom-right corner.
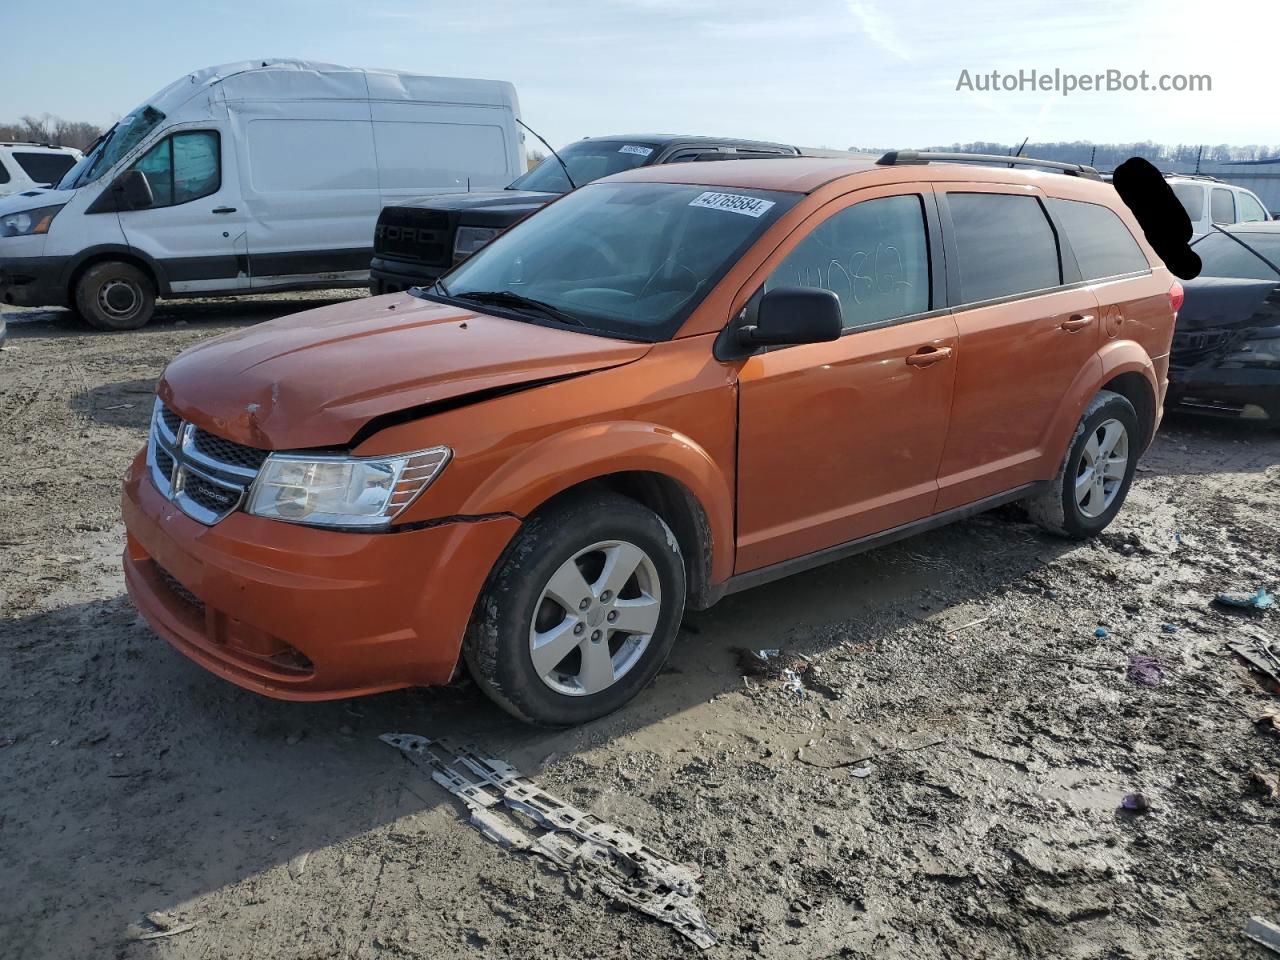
(159, 294), (651, 449)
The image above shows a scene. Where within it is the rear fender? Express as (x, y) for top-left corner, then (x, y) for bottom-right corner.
(1041, 344), (1157, 473)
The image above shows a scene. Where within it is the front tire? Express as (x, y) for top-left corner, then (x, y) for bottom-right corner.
(464, 492), (686, 727)
(75, 261), (155, 331)
(1026, 389), (1140, 539)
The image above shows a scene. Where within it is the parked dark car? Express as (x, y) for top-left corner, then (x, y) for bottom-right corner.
(1168, 222), (1280, 422)
(370, 134), (857, 294)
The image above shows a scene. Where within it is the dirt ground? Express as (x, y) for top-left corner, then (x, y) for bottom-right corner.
(2, 293), (1279, 960)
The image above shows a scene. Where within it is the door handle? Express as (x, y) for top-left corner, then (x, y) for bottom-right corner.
(905, 346), (953, 367)
(1060, 313), (1095, 332)
(212, 206), (237, 214)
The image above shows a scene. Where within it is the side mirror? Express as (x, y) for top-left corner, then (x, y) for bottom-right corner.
(738, 287), (843, 347)
(111, 169), (154, 211)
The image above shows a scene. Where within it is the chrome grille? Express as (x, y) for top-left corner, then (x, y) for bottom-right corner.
(147, 398), (267, 525)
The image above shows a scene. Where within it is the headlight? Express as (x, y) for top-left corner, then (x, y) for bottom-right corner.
(453, 225), (500, 260)
(246, 446), (451, 528)
(0, 204), (65, 238)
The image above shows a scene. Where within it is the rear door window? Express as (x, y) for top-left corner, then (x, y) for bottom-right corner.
(947, 193), (1061, 303)
(765, 194), (931, 330)
(1237, 191), (1269, 223)
(1047, 198), (1149, 280)
(12, 151), (77, 186)
(1172, 183), (1204, 222)
(1211, 188), (1236, 224)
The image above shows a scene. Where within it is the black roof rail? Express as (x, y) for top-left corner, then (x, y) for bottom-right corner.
(877, 150), (1103, 181)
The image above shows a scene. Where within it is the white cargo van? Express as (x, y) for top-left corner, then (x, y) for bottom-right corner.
(0, 59), (522, 329)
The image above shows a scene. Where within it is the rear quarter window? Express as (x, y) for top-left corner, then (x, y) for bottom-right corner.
(0, 157), (10, 185)
(947, 193), (1061, 303)
(1172, 183), (1204, 222)
(1047, 198), (1150, 280)
(12, 152), (77, 186)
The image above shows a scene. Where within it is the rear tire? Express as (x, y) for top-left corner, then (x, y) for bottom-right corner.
(75, 261), (155, 331)
(464, 492), (686, 727)
(1026, 389), (1140, 539)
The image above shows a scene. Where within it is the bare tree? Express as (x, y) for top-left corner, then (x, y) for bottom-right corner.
(0, 113), (104, 150)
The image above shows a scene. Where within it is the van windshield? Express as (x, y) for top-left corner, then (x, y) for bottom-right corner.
(507, 140), (662, 194)
(57, 105), (166, 190)
(418, 181), (797, 341)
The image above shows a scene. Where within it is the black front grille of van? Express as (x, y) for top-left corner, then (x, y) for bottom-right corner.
(374, 207), (454, 267)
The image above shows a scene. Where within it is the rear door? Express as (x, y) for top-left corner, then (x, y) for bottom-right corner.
(933, 185), (1102, 511)
(735, 186), (958, 572)
(116, 124), (250, 294)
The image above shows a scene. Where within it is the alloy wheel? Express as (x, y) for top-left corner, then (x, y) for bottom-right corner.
(1075, 418), (1129, 519)
(529, 540), (662, 697)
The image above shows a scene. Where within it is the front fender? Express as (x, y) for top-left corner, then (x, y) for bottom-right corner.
(458, 420), (736, 584)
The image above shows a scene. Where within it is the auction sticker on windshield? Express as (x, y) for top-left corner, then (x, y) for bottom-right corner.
(688, 192), (776, 217)
(619, 144), (654, 156)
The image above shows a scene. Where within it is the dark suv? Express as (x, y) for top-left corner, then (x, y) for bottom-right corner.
(370, 133), (850, 294)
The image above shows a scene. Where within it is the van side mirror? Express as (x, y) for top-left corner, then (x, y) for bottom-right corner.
(738, 287), (843, 347)
(117, 169), (155, 210)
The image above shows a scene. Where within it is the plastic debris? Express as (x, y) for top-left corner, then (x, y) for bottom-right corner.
(1095, 627), (1109, 639)
(1161, 623), (1179, 634)
(1121, 792), (1151, 812)
(780, 669), (807, 697)
(1215, 587), (1273, 611)
(1127, 655), (1164, 687)
(381, 734), (718, 949)
(850, 765), (873, 779)
(1243, 916), (1280, 955)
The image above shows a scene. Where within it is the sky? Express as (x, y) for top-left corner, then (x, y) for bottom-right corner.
(4, 0), (1275, 151)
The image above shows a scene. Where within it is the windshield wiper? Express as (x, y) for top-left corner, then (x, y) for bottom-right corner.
(453, 290), (587, 327)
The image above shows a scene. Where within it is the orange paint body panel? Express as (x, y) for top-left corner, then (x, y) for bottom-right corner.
(122, 451), (520, 698)
(121, 157), (1177, 704)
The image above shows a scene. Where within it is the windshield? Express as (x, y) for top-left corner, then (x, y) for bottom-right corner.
(1191, 231), (1280, 281)
(57, 105), (166, 190)
(418, 181), (798, 341)
(507, 140), (663, 194)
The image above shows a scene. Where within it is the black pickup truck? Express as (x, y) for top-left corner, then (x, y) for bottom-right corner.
(370, 133), (842, 294)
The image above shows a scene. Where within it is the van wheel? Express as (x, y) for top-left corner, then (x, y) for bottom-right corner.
(1026, 389), (1140, 539)
(75, 261), (155, 331)
(464, 492), (686, 727)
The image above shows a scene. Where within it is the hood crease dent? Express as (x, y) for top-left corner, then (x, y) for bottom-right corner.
(157, 295), (651, 450)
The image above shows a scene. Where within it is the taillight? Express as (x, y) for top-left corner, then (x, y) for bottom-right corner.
(1169, 280), (1184, 317)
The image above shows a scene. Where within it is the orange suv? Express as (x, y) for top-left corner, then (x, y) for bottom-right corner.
(122, 151), (1179, 726)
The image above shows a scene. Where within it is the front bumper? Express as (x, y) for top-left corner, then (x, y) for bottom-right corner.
(369, 256), (446, 296)
(0, 255), (70, 308)
(121, 452), (520, 700)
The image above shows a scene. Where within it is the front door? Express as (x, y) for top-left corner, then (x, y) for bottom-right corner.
(735, 188), (958, 573)
(117, 124), (250, 294)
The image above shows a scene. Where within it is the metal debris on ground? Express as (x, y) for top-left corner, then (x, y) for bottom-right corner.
(380, 734), (718, 950)
(1244, 915), (1280, 954)
(1229, 639), (1280, 693)
(1215, 587), (1274, 611)
(1127, 655), (1164, 687)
